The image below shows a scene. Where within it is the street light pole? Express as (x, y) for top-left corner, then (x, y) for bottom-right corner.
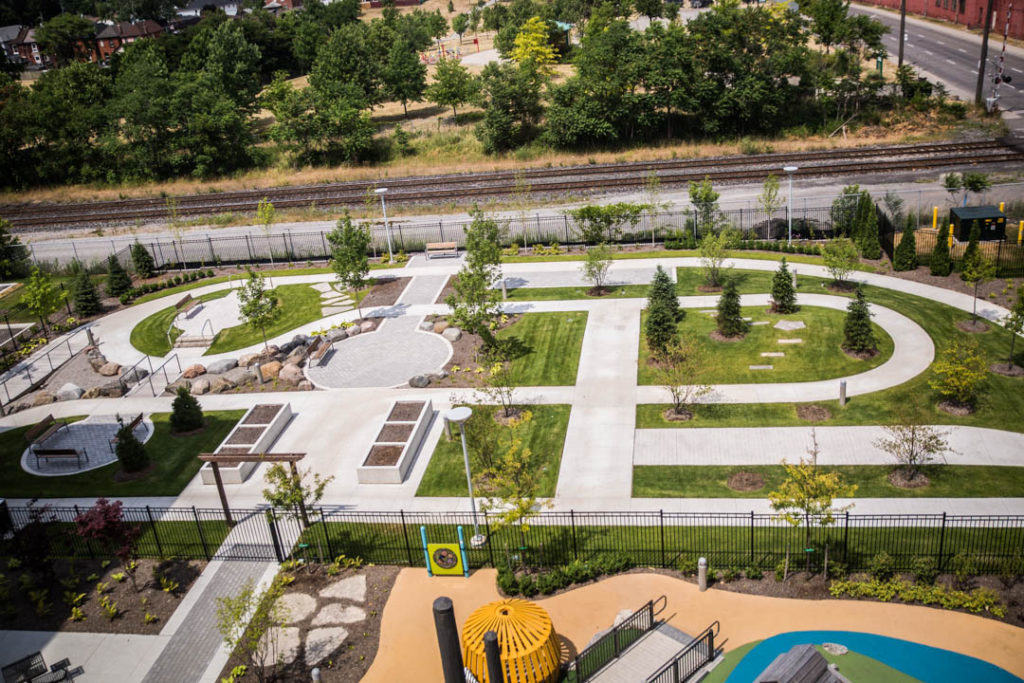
(975, 0), (996, 106)
(375, 188), (394, 262)
(445, 406), (486, 547)
(897, 0), (907, 68)
(783, 166), (798, 246)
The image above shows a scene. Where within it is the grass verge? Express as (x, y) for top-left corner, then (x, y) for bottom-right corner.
(497, 311), (588, 385)
(205, 283), (320, 355)
(129, 289), (232, 356)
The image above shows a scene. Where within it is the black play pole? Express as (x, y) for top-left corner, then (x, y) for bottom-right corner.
(484, 631), (504, 683)
(433, 597), (465, 683)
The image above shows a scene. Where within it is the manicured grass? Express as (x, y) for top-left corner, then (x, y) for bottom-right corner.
(0, 274), (106, 322)
(637, 283), (1024, 432)
(415, 404), (571, 497)
(505, 284), (648, 301)
(131, 276), (233, 304)
(129, 289), (232, 356)
(0, 411), (243, 499)
(205, 283), (320, 355)
(637, 306), (893, 384)
(633, 465), (1024, 498)
(502, 248), (876, 271)
(497, 311), (588, 385)
(817, 646), (918, 683)
(701, 641), (760, 683)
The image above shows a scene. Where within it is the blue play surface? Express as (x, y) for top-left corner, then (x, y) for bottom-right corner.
(724, 630), (1022, 682)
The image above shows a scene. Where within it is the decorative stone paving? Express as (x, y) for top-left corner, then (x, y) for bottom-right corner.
(751, 321), (770, 326)
(305, 627), (349, 666)
(774, 319), (807, 331)
(281, 592), (317, 622)
(311, 604), (366, 626)
(319, 283), (355, 316)
(320, 574), (366, 602)
(20, 414), (153, 476)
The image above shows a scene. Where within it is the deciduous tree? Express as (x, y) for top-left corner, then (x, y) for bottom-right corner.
(822, 237), (858, 284)
(427, 57), (479, 120)
(930, 336), (988, 410)
(699, 229), (737, 288)
(327, 214), (371, 318)
(1002, 288), (1024, 371)
(75, 498), (143, 589)
(874, 416), (953, 482)
(237, 268), (281, 349)
(580, 243), (612, 293)
(382, 38), (427, 117)
(445, 209), (503, 346)
(262, 464), (333, 528)
(216, 578), (288, 683)
(22, 267), (64, 333)
(653, 333), (710, 419)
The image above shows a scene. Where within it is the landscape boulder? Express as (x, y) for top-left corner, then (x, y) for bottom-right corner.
(191, 377), (211, 395)
(82, 387), (102, 399)
(433, 321), (449, 334)
(98, 361), (121, 376)
(31, 392), (55, 407)
(278, 340), (300, 355)
(297, 380), (314, 391)
(88, 354), (108, 372)
(258, 360), (282, 382)
(285, 347), (306, 366)
(99, 380), (124, 398)
(360, 321), (375, 333)
(408, 375), (430, 388)
(442, 327), (462, 342)
(239, 352), (261, 367)
(279, 363), (304, 385)
(222, 366), (255, 386)
(163, 378), (191, 395)
(208, 376), (236, 393)
(56, 383), (84, 401)
(418, 321), (434, 331)
(121, 367), (148, 384)
(206, 358), (238, 375)
(182, 364), (206, 379)
(347, 326), (362, 337)
(327, 328), (348, 342)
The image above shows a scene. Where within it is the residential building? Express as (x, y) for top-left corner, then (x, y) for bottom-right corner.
(0, 24), (23, 64)
(857, 0), (1023, 39)
(94, 20), (163, 63)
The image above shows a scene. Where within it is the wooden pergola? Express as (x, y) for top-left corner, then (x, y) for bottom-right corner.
(198, 452), (306, 525)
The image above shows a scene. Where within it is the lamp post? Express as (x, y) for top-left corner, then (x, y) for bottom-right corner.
(445, 406), (486, 548)
(783, 166), (798, 246)
(374, 187), (394, 262)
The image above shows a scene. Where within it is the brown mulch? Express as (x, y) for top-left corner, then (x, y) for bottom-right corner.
(990, 362), (1024, 377)
(0, 558), (202, 634)
(365, 444), (403, 466)
(586, 286), (613, 297)
(243, 404), (284, 425)
(873, 265), (1022, 311)
(796, 404), (832, 422)
(225, 426), (266, 445)
(362, 277), (411, 308)
(842, 346), (879, 360)
(697, 284), (723, 293)
(376, 423), (414, 443)
(710, 330), (745, 342)
(888, 469), (931, 489)
(662, 408), (694, 422)
(413, 315), (522, 388)
(938, 400), (974, 416)
(956, 319), (991, 333)
(220, 565), (400, 683)
(388, 401), (425, 421)
(217, 446), (252, 455)
(434, 275), (455, 304)
(727, 471), (766, 492)
(493, 406), (525, 425)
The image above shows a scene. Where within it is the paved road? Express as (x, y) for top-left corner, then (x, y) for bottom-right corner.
(851, 3), (1024, 116)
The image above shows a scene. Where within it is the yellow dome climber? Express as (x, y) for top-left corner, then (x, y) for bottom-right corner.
(461, 598), (561, 683)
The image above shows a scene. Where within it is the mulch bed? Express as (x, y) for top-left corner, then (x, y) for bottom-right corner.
(434, 276), (455, 304)
(888, 469), (931, 489)
(364, 445), (403, 466)
(362, 277), (411, 308)
(217, 446), (252, 455)
(710, 330), (745, 342)
(376, 424), (414, 443)
(243, 405), (283, 425)
(796, 404), (832, 422)
(956, 319), (991, 333)
(226, 426), (266, 445)
(0, 558), (202, 634)
(938, 400), (974, 416)
(662, 408), (694, 422)
(388, 401), (425, 422)
(697, 285), (723, 293)
(990, 362), (1024, 377)
(727, 471), (765, 492)
(842, 346), (879, 360)
(220, 565), (400, 683)
(413, 315), (521, 388)
(873, 265), (1022, 311)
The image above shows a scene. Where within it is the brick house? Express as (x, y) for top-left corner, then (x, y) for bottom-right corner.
(0, 24), (23, 64)
(13, 27), (48, 67)
(94, 20), (163, 63)
(857, 0), (1023, 39)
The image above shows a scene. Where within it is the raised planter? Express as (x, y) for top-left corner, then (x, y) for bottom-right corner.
(357, 399), (432, 484)
(201, 403), (292, 485)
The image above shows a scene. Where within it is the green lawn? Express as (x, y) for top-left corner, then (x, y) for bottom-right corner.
(702, 642), (915, 683)
(0, 411), (243, 499)
(0, 274), (106, 322)
(205, 283), (321, 355)
(129, 289), (233, 356)
(637, 283), (1024, 431)
(496, 311), (588, 385)
(701, 641), (760, 683)
(501, 248), (876, 271)
(637, 306), (893, 384)
(633, 465), (1024, 498)
(415, 404), (571, 497)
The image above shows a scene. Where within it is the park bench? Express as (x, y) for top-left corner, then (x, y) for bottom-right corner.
(24, 415), (67, 449)
(308, 337), (334, 367)
(32, 448), (87, 470)
(108, 412), (144, 452)
(175, 293), (202, 319)
(425, 242), (458, 259)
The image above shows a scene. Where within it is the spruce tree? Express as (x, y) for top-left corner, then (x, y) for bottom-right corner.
(856, 192), (882, 259)
(716, 278), (746, 338)
(105, 255), (132, 297)
(930, 229), (952, 276)
(843, 287), (877, 354)
(115, 419), (150, 473)
(645, 299), (678, 355)
(131, 241), (156, 279)
(892, 220), (918, 271)
(959, 223), (981, 281)
(170, 387), (204, 433)
(647, 265), (683, 322)
(71, 269), (101, 317)
(770, 258), (797, 313)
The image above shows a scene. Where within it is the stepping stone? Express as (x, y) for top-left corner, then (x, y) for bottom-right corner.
(761, 352), (785, 358)
(262, 626), (301, 665)
(280, 592), (317, 623)
(305, 627), (348, 666)
(778, 338), (803, 344)
(320, 574), (366, 602)
(749, 364), (774, 370)
(311, 283), (334, 292)
(742, 317), (753, 321)
(774, 320), (806, 331)
(699, 309), (717, 314)
(312, 603), (367, 626)
(322, 306), (353, 315)
(751, 321), (769, 326)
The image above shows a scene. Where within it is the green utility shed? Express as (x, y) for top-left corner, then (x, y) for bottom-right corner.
(949, 205), (1006, 241)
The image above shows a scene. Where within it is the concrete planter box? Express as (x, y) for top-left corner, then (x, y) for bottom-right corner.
(357, 399), (432, 484)
(201, 403), (292, 485)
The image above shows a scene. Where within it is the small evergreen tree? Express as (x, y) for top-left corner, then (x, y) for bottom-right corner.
(0, 218), (30, 279)
(843, 287), (877, 354)
(115, 419), (150, 473)
(131, 242), (156, 279)
(856, 193), (882, 259)
(929, 228), (952, 276)
(647, 265), (683, 322)
(716, 279), (746, 338)
(645, 298), (677, 354)
(892, 221), (918, 271)
(71, 269), (101, 317)
(170, 387), (204, 433)
(959, 223), (981, 281)
(770, 258), (797, 313)
(105, 255), (132, 297)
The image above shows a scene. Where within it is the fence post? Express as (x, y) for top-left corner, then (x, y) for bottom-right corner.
(321, 231), (328, 259)
(570, 509), (578, 561)
(937, 512), (948, 571)
(659, 509), (665, 568)
(398, 223), (405, 251)
(146, 505), (164, 559)
(439, 220), (445, 242)
(564, 215), (570, 243)
(750, 511), (755, 563)
(267, 510), (284, 562)
(613, 625), (620, 657)
(484, 510), (495, 567)
(245, 234), (254, 262)
(843, 511), (850, 564)
(401, 509), (414, 566)
(320, 508), (334, 562)
(193, 506), (210, 560)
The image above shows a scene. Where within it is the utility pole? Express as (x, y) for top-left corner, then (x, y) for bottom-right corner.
(898, 0), (908, 68)
(975, 0), (996, 106)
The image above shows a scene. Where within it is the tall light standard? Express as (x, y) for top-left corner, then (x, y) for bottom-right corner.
(445, 406), (486, 548)
(783, 166), (798, 246)
(374, 187), (394, 262)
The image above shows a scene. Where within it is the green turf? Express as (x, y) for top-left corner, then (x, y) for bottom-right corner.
(0, 411), (243, 499)
(0, 274), (106, 322)
(701, 640), (761, 683)
(633, 465), (1024, 498)
(637, 305), (893, 384)
(496, 311), (588, 385)
(501, 248), (876, 271)
(205, 283), (321, 355)
(415, 404), (571, 497)
(817, 646), (920, 682)
(636, 283), (1024, 431)
(129, 289), (232, 356)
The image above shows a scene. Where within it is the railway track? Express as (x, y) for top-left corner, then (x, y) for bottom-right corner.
(3, 139), (1020, 230)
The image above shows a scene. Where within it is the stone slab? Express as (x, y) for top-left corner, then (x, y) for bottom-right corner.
(748, 365), (774, 370)
(319, 574), (366, 603)
(778, 338), (803, 344)
(312, 604), (366, 626)
(305, 627), (348, 666)
(760, 352), (785, 358)
(774, 319), (807, 331)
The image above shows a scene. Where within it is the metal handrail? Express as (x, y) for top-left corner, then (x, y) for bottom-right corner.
(139, 352), (182, 397)
(119, 355), (155, 392)
(200, 318), (214, 338)
(566, 599), (657, 682)
(0, 327), (86, 408)
(645, 621), (721, 683)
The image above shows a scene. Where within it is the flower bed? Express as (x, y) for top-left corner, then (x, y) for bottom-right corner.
(357, 399), (432, 484)
(201, 403), (292, 485)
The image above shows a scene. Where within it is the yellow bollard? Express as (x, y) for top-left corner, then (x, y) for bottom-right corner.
(932, 206), (938, 230)
(1018, 220), (1023, 246)
(948, 224), (954, 248)
(999, 202), (1005, 212)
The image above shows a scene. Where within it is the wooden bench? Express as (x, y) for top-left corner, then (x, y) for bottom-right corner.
(175, 293), (201, 319)
(24, 415), (67, 448)
(425, 242), (458, 259)
(33, 448), (87, 469)
(309, 338), (334, 367)
(108, 412), (144, 452)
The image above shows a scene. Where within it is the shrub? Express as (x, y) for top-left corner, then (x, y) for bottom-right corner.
(745, 566), (764, 580)
(775, 562), (787, 581)
(911, 556), (938, 585)
(829, 578), (1005, 618)
(827, 561), (847, 579)
(72, 270), (102, 317)
(716, 279), (746, 337)
(952, 552), (976, 591)
(564, 559), (595, 584)
(517, 574), (538, 597)
(929, 336), (988, 408)
(770, 258), (798, 313)
(115, 422), (149, 473)
(677, 556), (698, 576)
(131, 242), (156, 279)
(893, 223), (918, 271)
(930, 229), (952, 276)
(170, 387), (204, 433)
(868, 552), (894, 581)
(106, 256), (132, 297)
(721, 566), (740, 582)
(842, 287), (876, 354)
(206, 269), (215, 277)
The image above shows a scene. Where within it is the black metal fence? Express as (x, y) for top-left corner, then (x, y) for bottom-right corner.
(565, 600), (656, 682)
(5, 505), (1024, 575)
(647, 621), (719, 683)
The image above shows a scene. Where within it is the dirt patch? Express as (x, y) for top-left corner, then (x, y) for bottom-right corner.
(938, 400), (974, 416)
(586, 286), (613, 297)
(412, 315), (521, 388)
(243, 404), (283, 425)
(388, 401), (425, 422)
(888, 469), (931, 489)
(710, 330), (745, 342)
(956, 319), (991, 333)
(365, 445), (403, 466)
(871, 264), (1022, 311)
(376, 423), (414, 443)
(362, 277), (411, 308)
(697, 284), (723, 293)
(796, 404), (832, 422)
(493, 406), (525, 425)
(0, 558), (202, 634)
(842, 346), (879, 360)
(824, 281), (858, 293)
(990, 362), (1024, 377)
(662, 408), (694, 422)
(216, 446), (252, 455)
(727, 471), (766, 492)
(225, 426), (265, 445)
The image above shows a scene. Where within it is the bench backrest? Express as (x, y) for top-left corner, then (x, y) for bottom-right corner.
(175, 294), (194, 310)
(426, 242), (457, 250)
(126, 413), (144, 430)
(34, 448), (79, 457)
(25, 415), (55, 443)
